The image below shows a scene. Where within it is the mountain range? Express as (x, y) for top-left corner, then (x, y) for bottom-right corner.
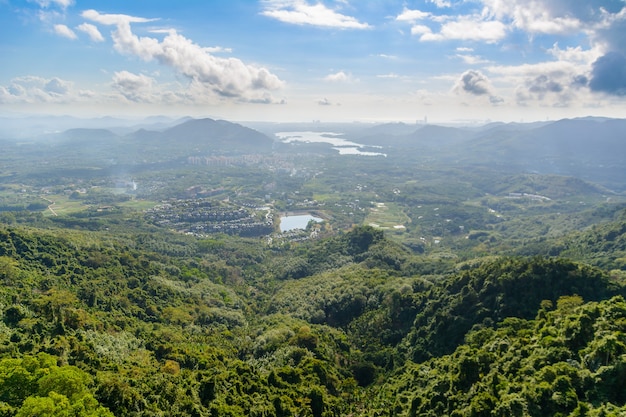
(3, 115), (625, 192)
(349, 117), (626, 192)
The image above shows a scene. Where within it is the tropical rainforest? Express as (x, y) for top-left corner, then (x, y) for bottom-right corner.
(0, 116), (625, 416)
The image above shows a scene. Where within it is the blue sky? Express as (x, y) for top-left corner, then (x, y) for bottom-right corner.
(2, 0), (626, 123)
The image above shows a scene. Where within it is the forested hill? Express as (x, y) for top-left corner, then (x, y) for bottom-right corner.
(1, 222), (626, 416)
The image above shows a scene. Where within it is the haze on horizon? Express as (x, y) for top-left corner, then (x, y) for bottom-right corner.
(2, 0), (626, 124)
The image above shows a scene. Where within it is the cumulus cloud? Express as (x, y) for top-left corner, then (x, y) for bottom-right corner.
(53, 24), (77, 39)
(324, 71), (351, 82)
(572, 74), (589, 88)
(83, 9), (284, 102)
(455, 70), (493, 96)
(45, 77), (71, 95)
(453, 70), (504, 105)
(487, 60), (578, 79)
(527, 74), (564, 98)
(377, 73), (399, 79)
(411, 25), (432, 36)
(486, 58), (589, 106)
(396, 8), (431, 22)
(480, 0), (583, 35)
(111, 71), (155, 102)
(397, 0), (625, 51)
(318, 98), (332, 105)
(32, 0), (74, 9)
(429, 0), (451, 7)
(76, 23), (104, 42)
(589, 52), (626, 95)
(456, 54), (490, 65)
(478, 0), (626, 105)
(201, 46), (233, 54)
(0, 76), (78, 104)
(396, 6), (507, 43)
(81, 9), (155, 26)
(261, 0), (370, 29)
(547, 43), (602, 63)
(421, 17), (507, 43)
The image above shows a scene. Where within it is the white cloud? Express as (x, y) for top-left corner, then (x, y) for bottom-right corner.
(318, 97), (333, 105)
(53, 24), (77, 39)
(261, 0), (370, 29)
(411, 25), (432, 36)
(202, 46), (233, 54)
(37, 9), (62, 24)
(111, 71), (154, 102)
(421, 16), (507, 43)
(486, 59), (590, 106)
(83, 10), (284, 102)
(547, 43), (602, 64)
(398, 1), (624, 50)
(454, 70), (504, 105)
(486, 61), (580, 78)
(456, 54), (490, 65)
(81, 9), (156, 26)
(324, 71), (351, 82)
(0, 76), (78, 104)
(428, 0), (451, 8)
(45, 77), (71, 95)
(480, 0), (583, 35)
(32, 0), (74, 9)
(396, 8), (430, 22)
(454, 70), (494, 96)
(377, 73), (399, 79)
(76, 23), (104, 42)
(7, 83), (26, 97)
(397, 6), (507, 43)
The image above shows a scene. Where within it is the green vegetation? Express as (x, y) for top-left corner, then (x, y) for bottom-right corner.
(0, 217), (625, 415)
(1, 118), (626, 415)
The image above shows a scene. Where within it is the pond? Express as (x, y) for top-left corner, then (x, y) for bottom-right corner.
(279, 214), (323, 232)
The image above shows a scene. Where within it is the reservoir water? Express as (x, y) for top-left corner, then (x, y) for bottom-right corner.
(275, 131), (385, 156)
(279, 214), (322, 232)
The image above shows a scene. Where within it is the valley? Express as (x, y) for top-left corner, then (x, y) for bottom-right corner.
(0, 116), (625, 416)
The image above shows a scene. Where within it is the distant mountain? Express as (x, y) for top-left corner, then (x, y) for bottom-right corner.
(4, 115), (626, 191)
(122, 118), (274, 162)
(357, 124), (473, 149)
(153, 118), (273, 150)
(0, 115), (186, 138)
(350, 117), (626, 192)
(8, 117), (274, 168)
(362, 122), (420, 136)
(455, 118), (626, 191)
(469, 120), (551, 134)
(408, 125), (473, 148)
(61, 128), (120, 142)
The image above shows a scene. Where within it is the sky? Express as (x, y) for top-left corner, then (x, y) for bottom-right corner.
(2, 0), (626, 123)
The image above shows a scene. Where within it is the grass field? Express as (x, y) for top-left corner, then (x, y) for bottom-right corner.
(118, 199), (158, 210)
(40, 195), (85, 216)
(40, 194), (158, 217)
(365, 202), (410, 233)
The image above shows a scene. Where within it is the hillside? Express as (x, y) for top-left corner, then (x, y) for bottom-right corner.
(5, 118), (275, 170)
(0, 221), (625, 416)
(373, 294), (626, 416)
(1, 115), (626, 416)
(345, 117), (626, 191)
(137, 118), (274, 152)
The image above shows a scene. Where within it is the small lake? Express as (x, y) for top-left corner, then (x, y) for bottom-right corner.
(275, 131), (386, 157)
(279, 214), (323, 232)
